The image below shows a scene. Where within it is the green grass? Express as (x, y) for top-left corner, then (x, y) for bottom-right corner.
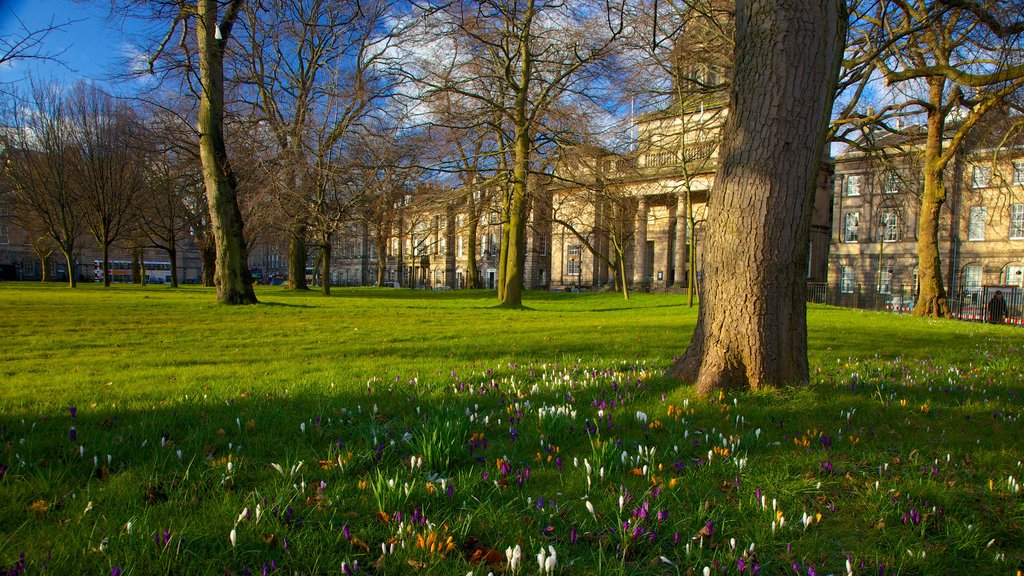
(0, 283), (1021, 575)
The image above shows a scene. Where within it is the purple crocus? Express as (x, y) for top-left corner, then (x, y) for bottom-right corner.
(69, 406), (77, 419)
(738, 557), (746, 572)
(69, 427), (77, 441)
(111, 567), (122, 576)
(342, 524), (351, 541)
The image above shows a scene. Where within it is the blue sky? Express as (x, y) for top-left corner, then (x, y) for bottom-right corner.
(0, 0), (139, 88)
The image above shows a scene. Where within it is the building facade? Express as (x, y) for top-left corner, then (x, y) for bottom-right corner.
(547, 102), (834, 292)
(828, 136), (1024, 312)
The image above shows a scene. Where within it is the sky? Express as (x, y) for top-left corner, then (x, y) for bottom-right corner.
(0, 0), (141, 89)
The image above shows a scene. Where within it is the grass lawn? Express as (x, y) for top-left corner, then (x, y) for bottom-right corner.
(0, 283), (1021, 575)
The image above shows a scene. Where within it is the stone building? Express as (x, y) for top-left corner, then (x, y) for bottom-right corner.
(828, 127), (1024, 311)
(547, 99), (834, 292)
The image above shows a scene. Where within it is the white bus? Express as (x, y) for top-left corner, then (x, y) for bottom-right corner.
(94, 261), (172, 284)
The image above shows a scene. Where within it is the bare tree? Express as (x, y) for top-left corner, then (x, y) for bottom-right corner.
(401, 0), (628, 307)
(68, 84), (146, 287)
(666, 0), (845, 394)
(237, 0), (395, 295)
(1, 82), (84, 287)
(136, 112), (204, 288)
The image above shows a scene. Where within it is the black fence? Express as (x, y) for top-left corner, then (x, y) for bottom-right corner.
(806, 282), (1024, 326)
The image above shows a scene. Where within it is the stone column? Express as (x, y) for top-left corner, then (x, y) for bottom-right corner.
(674, 193), (688, 287)
(633, 197), (649, 286)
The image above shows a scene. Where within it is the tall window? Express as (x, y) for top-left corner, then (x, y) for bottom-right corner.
(457, 236), (464, 258)
(843, 212), (860, 242)
(883, 170), (900, 194)
(1010, 204), (1024, 240)
(537, 235), (547, 256)
(878, 262), (893, 294)
(840, 266), (854, 293)
(0, 224), (8, 245)
(972, 165), (991, 188)
(968, 206), (986, 241)
(1014, 161), (1024, 185)
(845, 174), (863, 197)
(566, 245), (582, 276)
(964, 264), (983, 292)
(879, 210), (899, 242)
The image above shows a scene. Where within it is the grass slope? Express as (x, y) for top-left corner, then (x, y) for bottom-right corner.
(0, 284), (1021, 575)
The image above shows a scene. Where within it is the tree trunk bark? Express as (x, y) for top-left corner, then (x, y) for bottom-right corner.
(201, 241), (216, 287)
(666, 0), (844, 394)
(501, 131), (529, 307)
(102, 243), (112, 287)
(912, 78), (951, 318)
(617, 247), (629, 300)
(320, 238), (331, 296)
(169, 245), (179, 288)
(287, 223), (309, 290)
(61, 248), (76, 288)
(197, 0), (257, 305)
(34, 247), (53, 283)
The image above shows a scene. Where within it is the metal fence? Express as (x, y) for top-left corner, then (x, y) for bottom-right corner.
(806, 282), (1024, 326)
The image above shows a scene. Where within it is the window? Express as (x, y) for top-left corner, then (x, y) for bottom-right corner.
(879, 210), (899, 242)
(537, 235), (547, 256)
(843, 212), (860, 242)
(0, 224), (8, 245)
(1014, 161), (1024, 185)
(964, 264), (982, 292)
(457, 236), (464, 258)
(845, 174), (863, 197)
(1010, 204), (1024, 240)
(878, 262), (893, 294)
(1005, 265), (1023, 288)
(972, 165), (991, 188)
(840, 266), (854, 294)
(968, 206), (986, 241)
(566, 245), (582, 276)
(883, 171), (900, 194)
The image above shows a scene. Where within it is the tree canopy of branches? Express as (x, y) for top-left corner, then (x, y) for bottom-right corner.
(238, 0), (396, 295)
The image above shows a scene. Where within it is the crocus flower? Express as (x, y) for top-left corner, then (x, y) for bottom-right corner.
(69, 406), (76, 419)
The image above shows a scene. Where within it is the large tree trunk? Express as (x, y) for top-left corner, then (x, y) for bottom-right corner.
(287, 223), (309, 290)
(666, 0), (843, 394)
(912, 79), (951, 318)
(197, 0), (257, 305)
(500, 132), (529, 307)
